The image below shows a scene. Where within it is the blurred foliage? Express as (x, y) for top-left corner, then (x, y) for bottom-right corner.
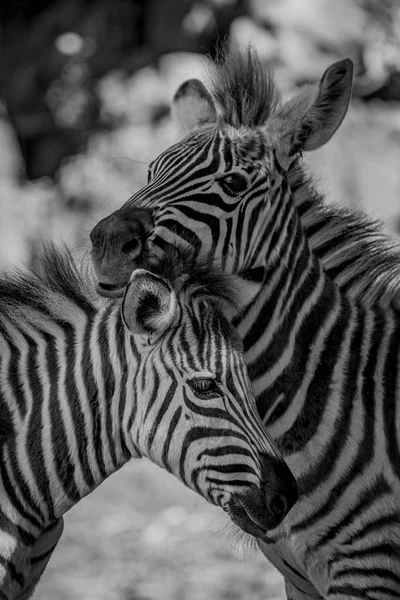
(1, 0), (400, 179)
(2, 1), (400, 597)
(0, 0), (245, 179)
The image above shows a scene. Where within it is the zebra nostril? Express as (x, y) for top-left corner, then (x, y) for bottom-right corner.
(268, 493), (288, 517)
(121, 238), (140, 255)
(259, 453), (298, 518)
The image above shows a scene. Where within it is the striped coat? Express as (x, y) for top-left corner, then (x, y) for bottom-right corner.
(90, 46), (400, 599)
(0, 245), (296, 599)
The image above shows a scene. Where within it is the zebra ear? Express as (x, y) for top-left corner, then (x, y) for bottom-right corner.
(122, 270), (178, 342)
(171, 79), (217, 136)
(271, 59), (353, 161)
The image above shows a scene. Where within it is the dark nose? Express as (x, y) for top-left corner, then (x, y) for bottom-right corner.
(261, 453), (298, 522)
(90, 206), (152, 258)
(226, 455), (298, 538)
(90, 207), (153, 294)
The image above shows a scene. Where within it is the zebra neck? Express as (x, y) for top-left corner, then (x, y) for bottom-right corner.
(0, 303), (134, 536)
(235, 185), (400, 475)
(289, 161), (400, 305)
(233, 180), (355, 448)
(234, 175), (322, 336)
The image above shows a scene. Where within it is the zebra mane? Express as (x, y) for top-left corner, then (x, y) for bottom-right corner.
(0, 243), (237, 327)
(208, 44), (280, 128)
(0, 244), (98, 325)
(146, 245), (239, 309)
(291, 162), (400, 305)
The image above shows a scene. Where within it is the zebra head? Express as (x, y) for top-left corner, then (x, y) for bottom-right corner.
(90, 46), (353, 297)
(121, 252), (297, 537)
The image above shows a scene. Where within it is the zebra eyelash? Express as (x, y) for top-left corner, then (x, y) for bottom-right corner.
(188, 377), (221, 399)
(217, 173), (248, 197)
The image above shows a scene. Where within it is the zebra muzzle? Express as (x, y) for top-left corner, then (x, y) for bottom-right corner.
(226, 483), (294, 538)
(90, 206), (154, 297)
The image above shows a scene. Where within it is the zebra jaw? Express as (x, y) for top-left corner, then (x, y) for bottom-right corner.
(224, 488), (286, 539)
(225, 504), (268, 539)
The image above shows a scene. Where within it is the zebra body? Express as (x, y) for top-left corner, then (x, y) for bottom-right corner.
(0, 246), (296, 599)
(91, 46), (400, 599)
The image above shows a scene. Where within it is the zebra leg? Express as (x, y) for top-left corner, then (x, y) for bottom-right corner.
(19, 518), (65, 600)
(285, 580), (323, 600)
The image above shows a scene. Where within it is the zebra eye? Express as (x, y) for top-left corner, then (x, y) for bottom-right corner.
(189, 378), (219, 397)
(219, 173), (248, 196)
(147, 169), (152, 183)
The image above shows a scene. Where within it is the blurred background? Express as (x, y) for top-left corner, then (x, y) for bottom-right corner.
(1, 0), (400, 598)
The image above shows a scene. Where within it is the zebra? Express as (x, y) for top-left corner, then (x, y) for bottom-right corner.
(0, 244), (297, 599)
(90, 46), (400, 599)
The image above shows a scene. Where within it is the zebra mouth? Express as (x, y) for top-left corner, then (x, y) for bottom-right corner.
(225, 503), (268, 539)
(225, 484), (291, 539)
(96, 282), (126, 298)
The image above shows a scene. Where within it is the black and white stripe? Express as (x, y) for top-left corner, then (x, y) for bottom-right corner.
(0, 245), (289, 599)
(91, 48), (400, 599)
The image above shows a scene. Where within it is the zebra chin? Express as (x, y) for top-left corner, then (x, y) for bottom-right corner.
(224, 483), (295, 539)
